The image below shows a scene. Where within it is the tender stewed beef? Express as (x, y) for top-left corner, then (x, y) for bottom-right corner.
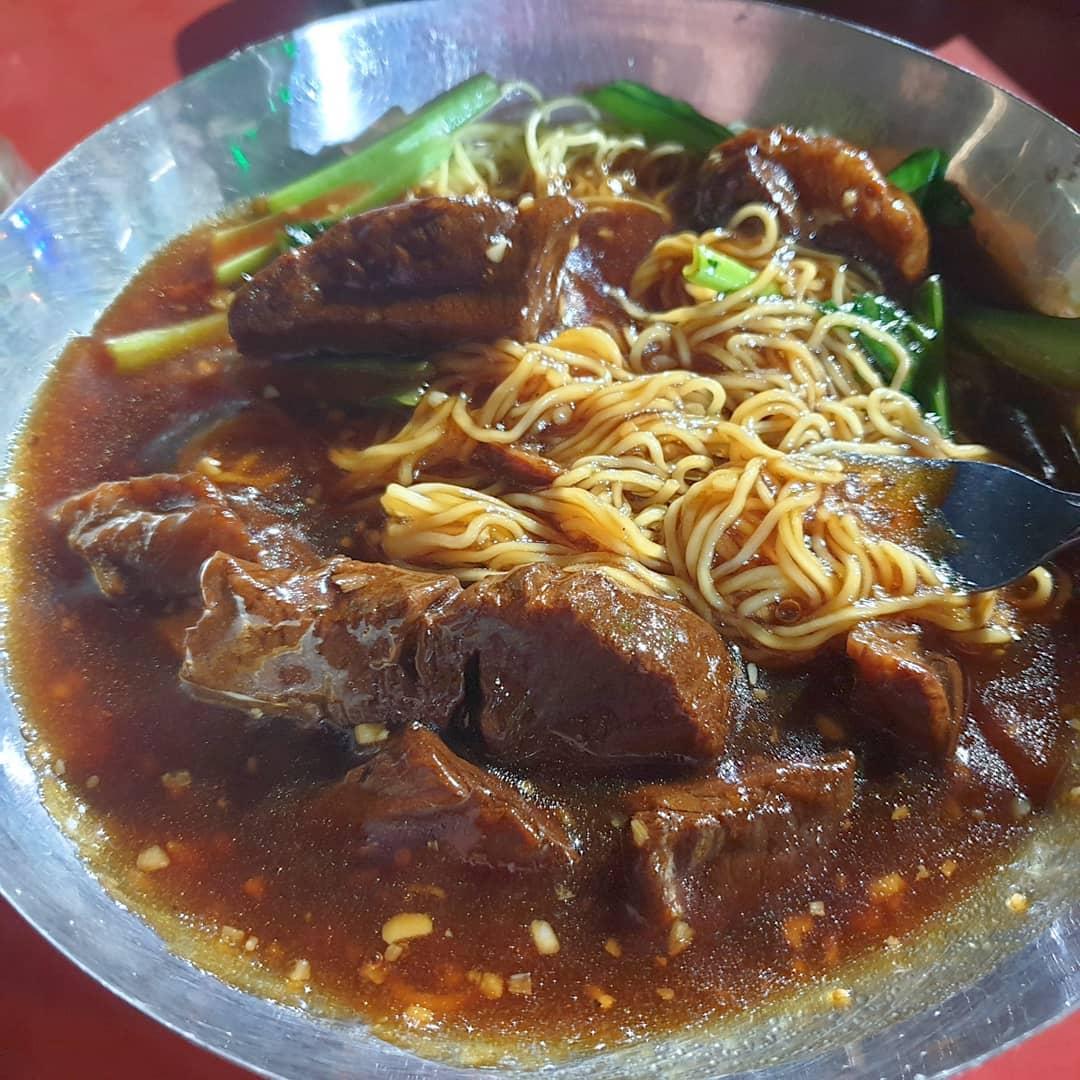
(560, 201), (669, 327)
(846, 622), (964, 759)
(313, 725), (576, 871)
(431, 564), (734, 774)
(54, 472), (312, 602)
(681, 128), (930, 284)
(472, 442), (563, 488)
(970, 624), (1075, 805)
(229, 196), (585, 357)
(624, 752), (856, 929)
(181, 554), (463, 730)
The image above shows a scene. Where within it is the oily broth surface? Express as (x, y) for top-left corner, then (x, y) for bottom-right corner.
(3, 215), (1078, 1059)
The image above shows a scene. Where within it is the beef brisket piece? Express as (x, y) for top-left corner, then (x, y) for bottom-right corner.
(624, 752), (856, 929)
(181, 554), (463, 730)
(313, 724), (576, 871)
(846, 622), (964, 759)
(229, 196), (584, 358)
(431, 563), (734, 774)
(54, 472), (311, 602)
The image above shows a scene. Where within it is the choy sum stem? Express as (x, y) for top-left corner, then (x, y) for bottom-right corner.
(104, 311), (231, 374)
(952, 305), (1080, 390)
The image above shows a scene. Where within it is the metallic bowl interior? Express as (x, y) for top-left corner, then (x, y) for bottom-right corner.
(0, 1), (1078, 1076)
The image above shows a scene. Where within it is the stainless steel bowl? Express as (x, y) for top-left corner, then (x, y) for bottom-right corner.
(1, 2), (1078, 1076)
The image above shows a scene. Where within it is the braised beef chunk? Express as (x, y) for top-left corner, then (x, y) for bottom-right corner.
(229, 196), (585, 358)
(54, 472), (310, 602)
(624, 753), (856, 929)
(472, 442), (563, 488)
(970, 625), (1074, 805)
(314, 725), (576, 870)
(181, 554), (463, 730)
(432, 564), (734, 774)
(560, 202), (668, 327)
(847, 622), (964, 759)
(681, 128), (930, 283)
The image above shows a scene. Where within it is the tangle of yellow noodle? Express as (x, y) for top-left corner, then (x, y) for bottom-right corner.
(330, 98), (1060, 655)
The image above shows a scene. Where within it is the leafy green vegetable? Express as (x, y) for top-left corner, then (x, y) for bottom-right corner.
(584, 80), (732, 153)
(887, 148), (947, 195)
(952, 304), (1080, 390)
(265, 74), (499, 214)
(887, 147), (973, 227)
(684, 246), (756, 292)
(847, 293), (932, 386)
(212, 76), (501, 285)
(298, 357), (433, 409)
(215, 243), (279, 287)
(819, 288), (949, 427)
(105, 311), (231, 374)
(372, 386), (427, 409)
(683, 244), (779, 296)
(910, 276), (950, 433)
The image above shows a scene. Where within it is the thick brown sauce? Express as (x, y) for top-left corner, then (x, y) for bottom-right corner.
(5, 220), (1079, 1054)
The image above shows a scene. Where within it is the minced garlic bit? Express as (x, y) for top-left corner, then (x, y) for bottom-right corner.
(884, 935), (901, 949)
(136, 845), (171, 872)
(604, 937), (623, 958)
(630, 818), (650, 848)
(554, 883), (575, 902)
(287, 958), (311, 984)
(382, 912), (434, 944)
(219, 925), (245, 947)
(809, 901), (826, 917)
(353, 723), (389, 746)
(161, 769), (192, 792)
(52, 759), (66, 777)
(1007, 892), (1030, 914)
(85, 775), (100, 789)
(244, 936), (259, 952)
(656, 986), (675, 1001)
(361, 960), (387, 985)
(752, 687), (769, 702)
(508, 972), (533, 997)
(915, 864), (931, 881)
(668, 918), (694, 957)
(746, 662), (759, 686)
(1069, 786), (1080, 805)
(384, 943), (404, 963)
(869, 872), (906, 902)
(485, 236), (510, 263)
(479, 972), (505, 999)
(403, 1004), (435, 1029)
(530, 919), (560, 955)
(940, 859), (958, 879)
(891, 805), (910, 821)
(585, 984), (615, 1010)
(1011, 796), (1032, 819)
(827, 987), (852, 1009)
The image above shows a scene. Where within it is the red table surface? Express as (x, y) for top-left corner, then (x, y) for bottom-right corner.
(1, 2), (1078, 1078)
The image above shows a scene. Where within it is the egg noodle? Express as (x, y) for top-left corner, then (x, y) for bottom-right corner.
(330, 94), (1065, 655)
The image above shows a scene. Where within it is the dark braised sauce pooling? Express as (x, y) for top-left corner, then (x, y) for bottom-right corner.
(6, 151), (1079, 1057)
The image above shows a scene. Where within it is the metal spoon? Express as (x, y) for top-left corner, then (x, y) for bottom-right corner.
(855, 456), (1080, 592)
